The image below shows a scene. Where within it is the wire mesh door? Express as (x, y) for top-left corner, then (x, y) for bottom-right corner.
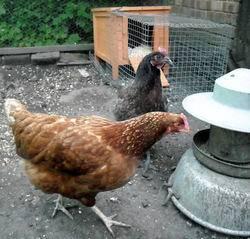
(92, 12), (234, 106)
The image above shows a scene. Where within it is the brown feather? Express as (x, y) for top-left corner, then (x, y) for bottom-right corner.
(8, 104), (187, 207)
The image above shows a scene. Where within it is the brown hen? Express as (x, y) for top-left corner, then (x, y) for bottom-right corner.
(4, 98), (189, 236)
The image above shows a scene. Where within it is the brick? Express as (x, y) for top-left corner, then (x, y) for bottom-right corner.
(210, 12), (223, 23)
(209, 11), (238, 26)
(207, 11), (213, 21)
(197, 9), (207, 19)
(206, 1), (212, 11)
(222, 12), (237, 25)
(182, 6), (194, 16)
(191, 0), (197, 8)
(227, 0), (240, 2)
(174, 0), (183, 5)
(31, 52), (60, 64)
(223, 2), (239, 13)
(182, 0), (192, 7)
(190, 0), (196, 7)
(189, 8), (196, 17)
(2, 54), (30, 65)
(211, 1), (223, 11)
(172, 5), (182, 13)
(229, 13), (238, 26)
(197, 0), (210, 10)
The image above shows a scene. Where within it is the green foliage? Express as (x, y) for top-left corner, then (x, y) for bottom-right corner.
(0, 0), (140, 47)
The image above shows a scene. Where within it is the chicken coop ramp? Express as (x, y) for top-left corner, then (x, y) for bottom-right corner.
(92, 11), (234, 109)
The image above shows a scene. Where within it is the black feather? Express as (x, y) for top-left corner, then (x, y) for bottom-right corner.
(114, 52), (168, 121)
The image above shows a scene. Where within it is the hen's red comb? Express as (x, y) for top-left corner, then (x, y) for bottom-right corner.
(158, 47), (168, 55)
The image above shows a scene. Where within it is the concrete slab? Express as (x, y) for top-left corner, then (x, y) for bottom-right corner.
(2, 54), (31, 65)
(31, 52), (60, 64)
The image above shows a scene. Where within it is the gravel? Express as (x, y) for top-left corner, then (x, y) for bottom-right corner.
(0, 64), (238, 239)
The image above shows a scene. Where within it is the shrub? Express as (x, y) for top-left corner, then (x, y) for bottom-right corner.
(0, 0), (141, 47)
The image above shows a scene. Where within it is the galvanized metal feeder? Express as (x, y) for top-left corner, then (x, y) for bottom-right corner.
(167, 68), (250, 236)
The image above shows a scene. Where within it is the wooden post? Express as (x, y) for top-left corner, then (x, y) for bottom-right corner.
(153, 15), (170, 87)
(91, 7), (172, 81)
(111, 13), (120, 80)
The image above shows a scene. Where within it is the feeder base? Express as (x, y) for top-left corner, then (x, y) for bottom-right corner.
(169, 149), (250, 237)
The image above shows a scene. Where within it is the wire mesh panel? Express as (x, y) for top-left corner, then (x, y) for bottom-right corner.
(93, 12), (234, 103)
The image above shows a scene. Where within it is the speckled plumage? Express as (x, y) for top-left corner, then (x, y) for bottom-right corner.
(6, 99), (186, 207)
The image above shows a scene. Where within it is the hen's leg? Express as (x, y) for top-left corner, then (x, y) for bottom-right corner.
(142, 151), (151, 175)
(52, 195), (73, 220)
(91, 206), (131, 237)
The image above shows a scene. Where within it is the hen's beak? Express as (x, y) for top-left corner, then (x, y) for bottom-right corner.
(163, 55), (173, 66)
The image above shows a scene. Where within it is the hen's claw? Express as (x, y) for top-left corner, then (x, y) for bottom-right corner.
(52, 195), (74, 220)
(103, 214), (131, 237)
(91, 206), (131, 237)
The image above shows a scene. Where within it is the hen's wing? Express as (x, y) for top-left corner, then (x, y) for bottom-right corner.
(114, 83), (147, 120)
(11, 112), (115, 174)
(34, 125), (115, 176)
(12, 112), (71, 159)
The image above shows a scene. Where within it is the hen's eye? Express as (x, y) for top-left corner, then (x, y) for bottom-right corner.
(155, 55), (162, 60)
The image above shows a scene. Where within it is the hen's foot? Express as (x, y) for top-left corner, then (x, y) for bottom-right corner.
(52, 195), (74, 220)
(91, 206), (131, 237)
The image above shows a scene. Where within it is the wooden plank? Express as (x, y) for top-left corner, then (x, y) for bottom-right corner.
(0, 44), (93, 55)
(92, 6), (172, 81)
(111, 14), (119, 80)
(153, 26), (169, 51)
(153, 23), (170, 88)
(91, 7), (120, 13)
(118, 6), (171, 14)
(95, 51), (112, 65)
(122, 16), (129, 62)
(92, 6), (171, 12)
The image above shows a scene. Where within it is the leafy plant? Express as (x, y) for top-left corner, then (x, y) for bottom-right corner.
(0, 0), (146, 47)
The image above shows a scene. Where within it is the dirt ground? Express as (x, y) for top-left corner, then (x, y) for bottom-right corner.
(0, 64), (243, 239)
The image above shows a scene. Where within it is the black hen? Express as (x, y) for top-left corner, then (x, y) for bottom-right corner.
(113, 51), (173, 174)
(114, 51), (172, 121)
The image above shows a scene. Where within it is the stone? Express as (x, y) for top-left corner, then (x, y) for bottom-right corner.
(141, 199), (150, 208)
(2, 54), (30, 65)
(31, 52), (60, 64)
(78, 69), (89, 77)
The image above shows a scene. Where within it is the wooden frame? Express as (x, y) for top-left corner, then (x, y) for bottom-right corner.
(0, 44), (93, 55)
(92, 6), (171, 80)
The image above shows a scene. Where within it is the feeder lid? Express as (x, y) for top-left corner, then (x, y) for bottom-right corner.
(183, 68), (250, 133)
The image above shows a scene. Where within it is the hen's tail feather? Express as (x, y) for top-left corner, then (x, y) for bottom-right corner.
(4, 98), (26, 124)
